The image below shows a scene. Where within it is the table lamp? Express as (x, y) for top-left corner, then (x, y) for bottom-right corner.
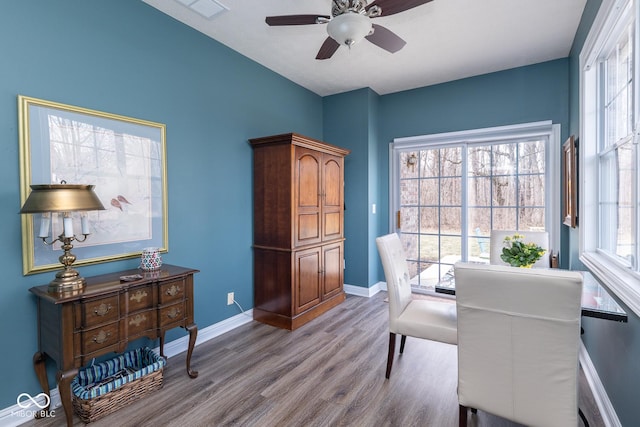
(20, 183), (105, 293)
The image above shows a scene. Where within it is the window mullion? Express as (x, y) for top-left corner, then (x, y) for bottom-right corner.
(461, 144), (469, 262)
(633, 0), (640, 272)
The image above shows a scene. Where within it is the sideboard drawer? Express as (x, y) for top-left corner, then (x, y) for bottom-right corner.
(80, 322), (120, 355)
(159, 301), (186, 328)
(159, 279), (185, 304)
(125, 309), (156, 337)
(125, 285), (154, 312)
(78, 296), (120, 328)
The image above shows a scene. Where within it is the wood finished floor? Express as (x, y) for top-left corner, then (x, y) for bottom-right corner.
(25, 293), (603, 427)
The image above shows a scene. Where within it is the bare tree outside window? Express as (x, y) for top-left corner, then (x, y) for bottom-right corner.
(398, 139), (546, 292)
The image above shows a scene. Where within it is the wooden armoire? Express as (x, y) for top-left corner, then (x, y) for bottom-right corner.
(249, 133), (350, 330)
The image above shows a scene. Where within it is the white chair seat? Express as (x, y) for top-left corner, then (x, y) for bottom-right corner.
(394, 299), (457, 344)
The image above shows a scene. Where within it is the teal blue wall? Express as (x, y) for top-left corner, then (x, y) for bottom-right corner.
(0, 0), (322, 408)
(569, 1), (640, 426)
(367, 91), (382, 284)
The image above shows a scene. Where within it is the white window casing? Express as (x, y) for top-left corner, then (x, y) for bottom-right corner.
(580, 0), (640, 316)
(390, 121), (561, 257)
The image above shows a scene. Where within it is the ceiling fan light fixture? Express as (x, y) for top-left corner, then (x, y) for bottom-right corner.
(326, 12), (372, 48)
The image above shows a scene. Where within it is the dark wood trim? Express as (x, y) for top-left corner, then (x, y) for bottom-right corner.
(249, 132), (351, 157)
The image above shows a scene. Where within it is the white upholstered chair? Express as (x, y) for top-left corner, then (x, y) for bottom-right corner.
(490, 229), (557, 268)
(375, 233), (458, 379)
(454, 262), (586, 427)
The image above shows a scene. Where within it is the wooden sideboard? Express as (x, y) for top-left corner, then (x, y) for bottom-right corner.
(29, 264), (199, 427)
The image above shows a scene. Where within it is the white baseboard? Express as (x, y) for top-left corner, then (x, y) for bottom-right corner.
(162, 309), (254, 359)
(344, 282), (384, 297)
(1, 309), (254, 426)
(579, 341), (621, 427)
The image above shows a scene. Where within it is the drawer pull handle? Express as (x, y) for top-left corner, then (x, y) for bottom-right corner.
(166, 307), (181, 319)
(129, 314), (146, 327)
(92, 330), (111, 344)
(130, 290), (148, 303)
(165, 285), (181, 297)
(93, 303), (112, 316)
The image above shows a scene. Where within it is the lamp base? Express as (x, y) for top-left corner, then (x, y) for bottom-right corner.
(48, 268), (86, 293)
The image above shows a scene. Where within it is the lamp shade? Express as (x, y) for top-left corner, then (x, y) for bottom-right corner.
(20, 184), (105, 213)
(327, 12), (372, 47)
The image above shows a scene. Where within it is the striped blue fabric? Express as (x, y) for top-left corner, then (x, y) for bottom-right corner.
(72, 347), (166, 400)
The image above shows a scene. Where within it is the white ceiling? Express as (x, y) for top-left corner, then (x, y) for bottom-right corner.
(142, 0), (587, 97)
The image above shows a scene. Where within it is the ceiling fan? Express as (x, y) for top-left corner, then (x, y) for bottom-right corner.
(265, 0), (434, 60)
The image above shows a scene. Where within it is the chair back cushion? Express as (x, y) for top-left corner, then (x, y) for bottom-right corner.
(376, 234), (413, 329)
(454, 262), (582, 427)
(490, 230), (550, 268)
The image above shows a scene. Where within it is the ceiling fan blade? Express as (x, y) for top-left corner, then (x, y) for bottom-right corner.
(316, 37), (340, 60)
(366, 0), (433, 17)
(265, 14), (330, 26)
(366, 24), (406, 53)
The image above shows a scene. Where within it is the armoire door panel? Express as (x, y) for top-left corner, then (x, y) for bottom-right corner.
(295, 147), (323, 247)
(295, 249), (322, 314)
(323, 243), (343, 298)
(298, 213), (321, 241)
(297, 152), (321, 208)
(324, 212), (342, 239)
(323, 157), (342, 207)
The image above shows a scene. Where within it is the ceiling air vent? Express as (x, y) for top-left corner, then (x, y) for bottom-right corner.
(176, 0), (228, 19)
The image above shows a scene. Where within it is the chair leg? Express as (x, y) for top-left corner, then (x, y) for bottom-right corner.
(385, 333), (396, 379)
(579, 408), (590, 427)
(459, 404), (468, 427)
(399, 335), (407, 354)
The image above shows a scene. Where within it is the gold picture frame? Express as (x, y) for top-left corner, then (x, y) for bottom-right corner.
(562, 135), (577, 228)
(18, 95), (168, 275)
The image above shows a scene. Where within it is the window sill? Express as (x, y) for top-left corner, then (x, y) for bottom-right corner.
(580, 252), (640, 318)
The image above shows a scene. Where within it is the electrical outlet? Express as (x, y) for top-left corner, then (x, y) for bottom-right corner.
(227, 292), (234, 305)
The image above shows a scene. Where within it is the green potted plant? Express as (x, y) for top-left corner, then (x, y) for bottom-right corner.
(500, 233), (546, 268)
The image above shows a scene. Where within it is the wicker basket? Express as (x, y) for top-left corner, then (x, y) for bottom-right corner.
(71, 347), (165, 423)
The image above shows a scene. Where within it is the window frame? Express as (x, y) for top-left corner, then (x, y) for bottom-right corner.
(390, 121), (561, 259)
(580, 0), (640, 316)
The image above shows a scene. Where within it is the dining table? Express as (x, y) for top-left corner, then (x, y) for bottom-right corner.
(435, 269), (628, 322)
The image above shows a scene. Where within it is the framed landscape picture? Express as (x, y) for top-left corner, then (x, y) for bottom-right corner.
(18, 95), (168, 275)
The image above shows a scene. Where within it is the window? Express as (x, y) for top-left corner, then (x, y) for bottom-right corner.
(391, 122), (560, 292)
(580, 0), (640, 315)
